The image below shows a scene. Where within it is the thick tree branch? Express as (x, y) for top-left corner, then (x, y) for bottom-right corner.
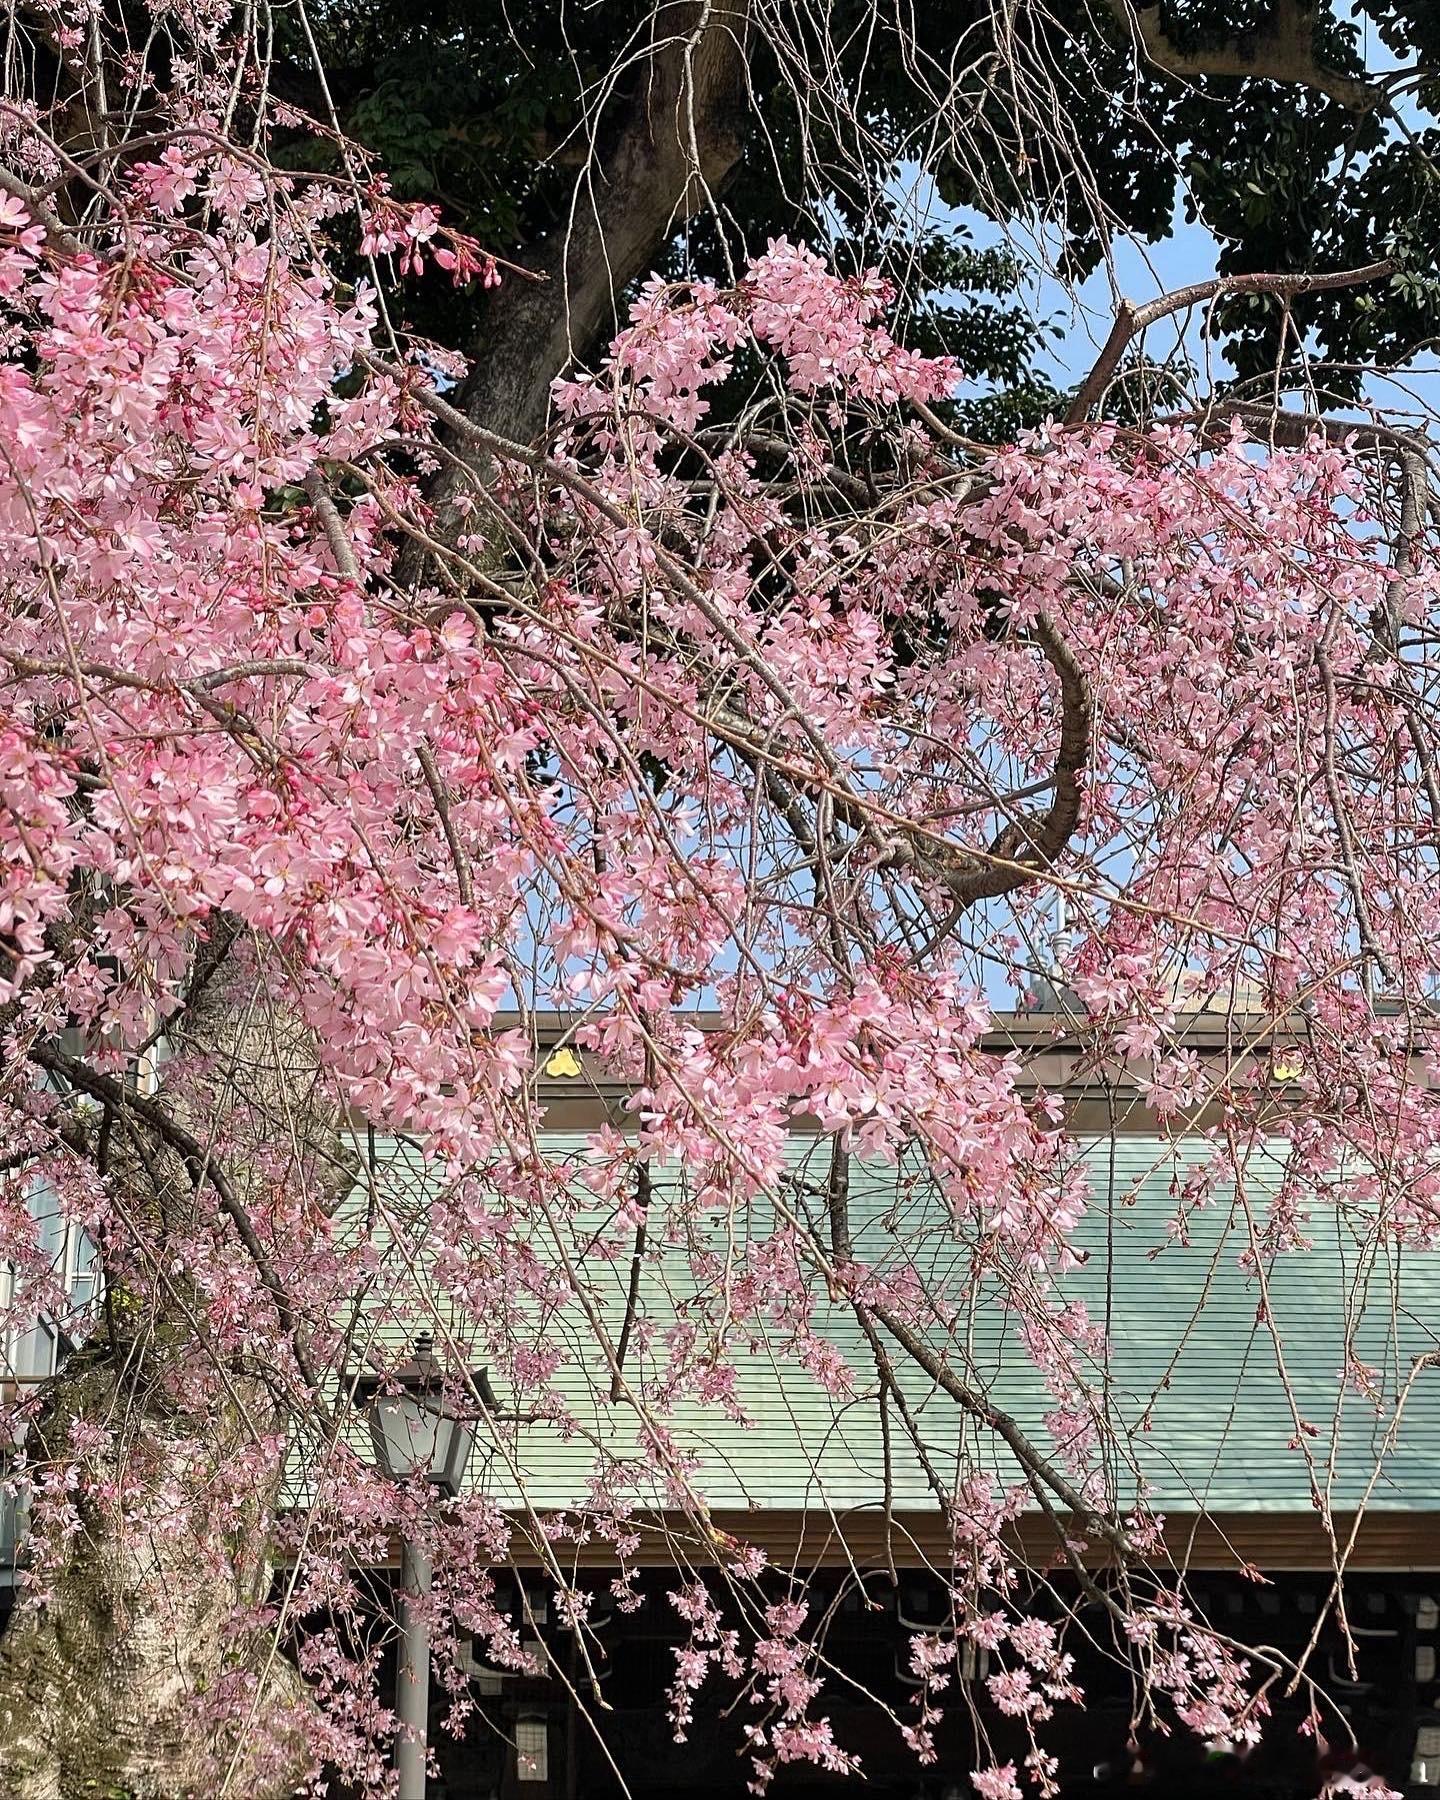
(609, 1158), (653, 1403)
(386, 377), (1093, 913)
(0, 166), (83, 256)
(1067, 260), (1396, 423)
(869, 1298), (1131, 1556)
(411, 0), (751, 571)
(28, 1043), (328, 1410)
(1108, 0), (1386, 113)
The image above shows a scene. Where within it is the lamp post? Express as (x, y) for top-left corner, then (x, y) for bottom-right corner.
(351, 1334), (483, 1800)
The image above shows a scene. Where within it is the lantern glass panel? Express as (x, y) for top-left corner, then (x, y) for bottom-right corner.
(369, 1394), (444, 1480)
(367, 1395), (478, 1495)
(436, 1414), (478, 1495)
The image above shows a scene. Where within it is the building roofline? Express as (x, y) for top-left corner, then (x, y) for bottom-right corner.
(455, 1008), (1434, 1134)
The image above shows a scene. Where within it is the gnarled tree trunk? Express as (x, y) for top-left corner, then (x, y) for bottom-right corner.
(0, 1347), (306, 1799)
(0, 943), (348, 1798)
(417, 0), (750, 514)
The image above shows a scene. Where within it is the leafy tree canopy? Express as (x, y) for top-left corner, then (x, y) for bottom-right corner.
(284, 0), (1440, 432)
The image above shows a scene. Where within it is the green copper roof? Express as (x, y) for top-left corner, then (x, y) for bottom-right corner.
(348, 1133), (1440, 1521)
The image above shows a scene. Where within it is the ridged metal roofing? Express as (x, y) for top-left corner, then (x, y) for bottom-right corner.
(349, 1133), (1440, 1522)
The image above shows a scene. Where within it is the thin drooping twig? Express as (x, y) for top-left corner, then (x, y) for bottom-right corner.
(306, 470), (477, 907)
(1314, 645), (1396, 990)
(610, 1157), (652, 1401)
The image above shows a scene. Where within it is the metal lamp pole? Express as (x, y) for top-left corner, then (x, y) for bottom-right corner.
(396, 1533), (435, 1800)
(349, 1335), (485, 1800)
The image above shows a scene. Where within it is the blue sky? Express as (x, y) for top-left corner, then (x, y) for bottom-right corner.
(947, 188), (1440, 423)
(895, 38), (1440, 429)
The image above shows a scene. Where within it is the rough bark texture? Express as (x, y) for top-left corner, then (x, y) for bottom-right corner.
(0, 943), (349, 1798)
(1106, 0), (1384, 111)
(0, 1350), (306, 1800)
(419, 0), (750, 527)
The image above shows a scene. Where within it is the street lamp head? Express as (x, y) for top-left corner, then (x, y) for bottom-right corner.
(349, 1333), (485, 1498)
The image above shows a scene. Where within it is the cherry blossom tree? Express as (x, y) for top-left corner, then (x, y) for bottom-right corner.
(0, 3), (1436, 1798)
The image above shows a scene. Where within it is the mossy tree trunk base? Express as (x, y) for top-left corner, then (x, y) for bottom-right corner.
(0, 1345), (309, 1800)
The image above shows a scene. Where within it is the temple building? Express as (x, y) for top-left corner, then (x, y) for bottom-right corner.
(347, 1010), (1440, 1798)
(6, 1008), (1440, 1797)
